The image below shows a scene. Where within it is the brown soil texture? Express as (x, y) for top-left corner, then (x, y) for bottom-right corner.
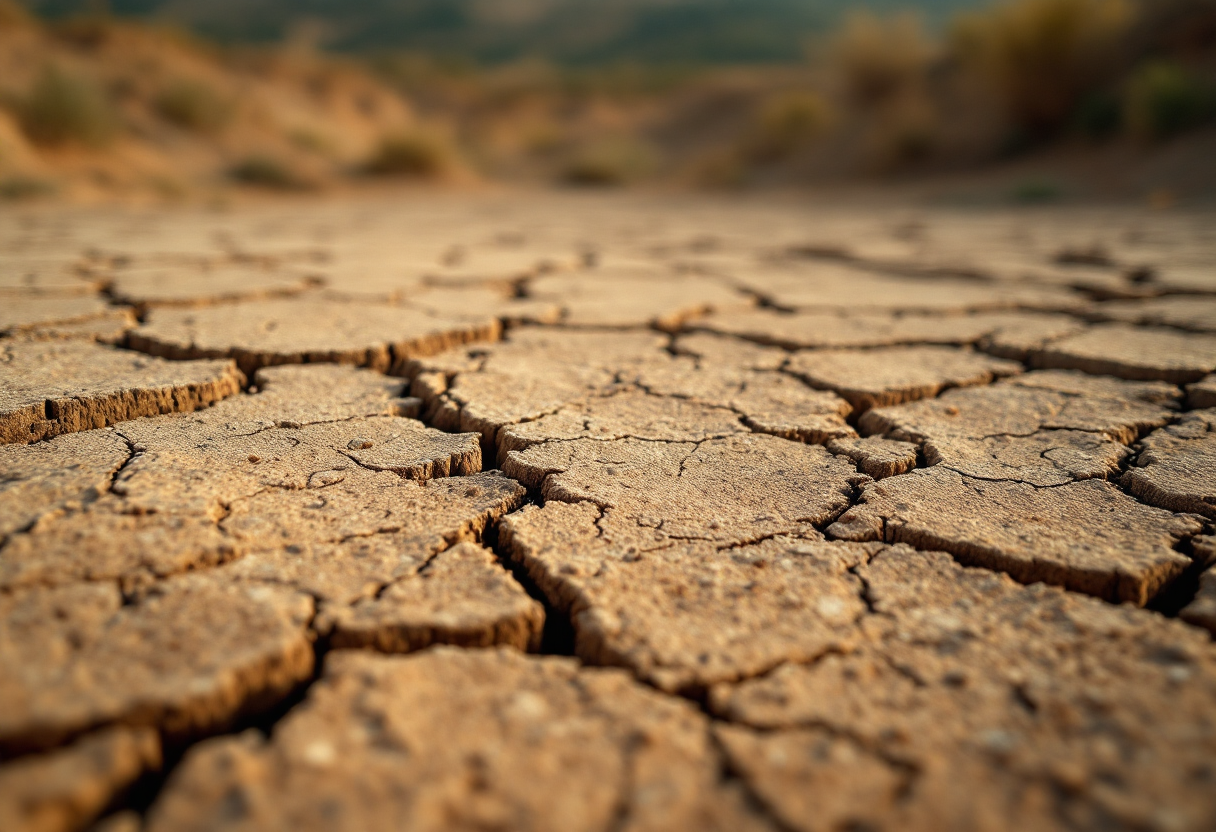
(2, 191), (1215, 832)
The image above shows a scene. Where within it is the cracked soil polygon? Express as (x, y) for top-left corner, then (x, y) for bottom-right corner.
(0, 727), (161, 832)
(0, 362), (511, 593)
(1030, 323), (1216, 383)
(826, 436), (920, 478)
(496, 389), (747, 456)
(636, 341), (855, 444)
(1122, 409), (1216, 519)
(12, 309), (137, 344)
(127, 298), (501, 376)
(1, 340), (243, 444)
(0, 577), (316, 755)
(1189, 375), (1216, 409)
(145, 648), (774, 832)
(409, 328), (670, 450)
(693, 309), (1083, 356)
(106, 264), (320, 309)
(528, 269), (749, 329)
(1180, 537), (1216, 634)
(859, 371), (1179, 486)
(722, 262), (1083, 313)
(786, 346), (1023, 412)
(501, 501), (872, 692)
(710, 546), (1216, 832)
(0, 294), (120, 335)
(0, 430), (132, 542)
(232, 364), (420, 426)
(317, 542), (544, 653)
(828, 467), (1201, 604)
(503, 433), (866, 549)
(0, 257), (98, 294)
(1085, 295), (1216, 332)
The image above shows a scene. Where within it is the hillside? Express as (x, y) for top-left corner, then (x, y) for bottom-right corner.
(1, 0), (1213, 202)
(22, 0), (986, 64)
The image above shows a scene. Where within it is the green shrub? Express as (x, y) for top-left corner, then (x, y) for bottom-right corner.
(363, 131), (454, 178)
(952, 0), (1132, 134)
(742, 92), (833, 162)
(19, 66), (120, 148)
(229, 155), (310, 190)
(561, 137), (657, 186)
(1125, 62), (1216, 141)
(155, 79), (231, 133)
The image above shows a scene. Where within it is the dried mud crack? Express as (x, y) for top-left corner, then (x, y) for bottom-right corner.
(2, 193), (1216, 832)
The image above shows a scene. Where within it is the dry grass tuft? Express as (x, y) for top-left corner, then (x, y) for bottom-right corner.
(229, 154), (312, 190)
(363, 131), (455, 178)
(154, 78), (231, 133)
(18, 65), (120, 148)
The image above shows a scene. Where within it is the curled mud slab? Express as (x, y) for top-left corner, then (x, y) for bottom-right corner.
(3, 194), (1216, 832)
(0, 340), (243, 444)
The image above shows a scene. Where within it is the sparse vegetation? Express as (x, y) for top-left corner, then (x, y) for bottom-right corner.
(740, 92), (833, 162)
(831, 12), (933, 107)
(155, 78), (231, 133)
(18, 66), (120, 147)
(1011, 177), (1064, 203)
(0, 174), (56, 199)
(289, 127), (336, 155)
(0, 0), (1213, 197)
(229, 155), (311, 189)
(363, 131), (454, 178)
(951, 0), (1134, 134)
(562, 137), (658, 186)
(1125, 62), (1216, 141)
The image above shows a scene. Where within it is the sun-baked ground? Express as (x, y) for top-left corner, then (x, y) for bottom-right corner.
(2, 189), (1215, 832)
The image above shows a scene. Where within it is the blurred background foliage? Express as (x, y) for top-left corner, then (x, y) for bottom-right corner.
(0, 0), (1213, 199)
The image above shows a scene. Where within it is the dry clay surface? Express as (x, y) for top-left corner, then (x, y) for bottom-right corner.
(2, 193), (1216, 832)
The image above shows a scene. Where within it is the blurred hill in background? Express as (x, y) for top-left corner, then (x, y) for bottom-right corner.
(22, 0), (983, 64)
(1, 0), (1214, 202)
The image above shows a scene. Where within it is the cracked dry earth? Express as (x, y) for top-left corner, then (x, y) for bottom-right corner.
(2, 193), (1216, 832)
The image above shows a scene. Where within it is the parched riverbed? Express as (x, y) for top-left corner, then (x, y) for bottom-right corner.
(2, 191), (1215, 831)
